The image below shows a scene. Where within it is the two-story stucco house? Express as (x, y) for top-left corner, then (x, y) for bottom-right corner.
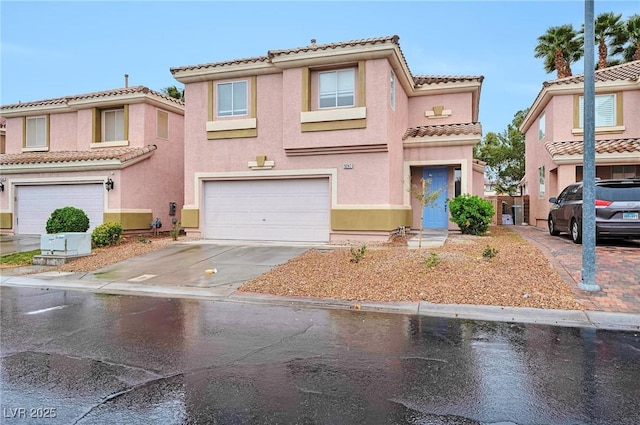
(0, 85), (185, 235)
(520, 60), (640, 230)
(170, 35), (485, 243)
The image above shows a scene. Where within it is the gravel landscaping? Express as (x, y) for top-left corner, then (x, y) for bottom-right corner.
(8, 227), (583, 311)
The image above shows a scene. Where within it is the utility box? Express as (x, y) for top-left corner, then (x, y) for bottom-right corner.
(40, 233), (91, 256)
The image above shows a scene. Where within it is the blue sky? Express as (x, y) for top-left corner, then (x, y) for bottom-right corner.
(1, 0), (638, 135)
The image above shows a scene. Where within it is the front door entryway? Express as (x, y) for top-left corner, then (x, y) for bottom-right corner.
(422, 167), (449, 229)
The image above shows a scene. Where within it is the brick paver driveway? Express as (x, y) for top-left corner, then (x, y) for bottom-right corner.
(512, 225), (640, 314)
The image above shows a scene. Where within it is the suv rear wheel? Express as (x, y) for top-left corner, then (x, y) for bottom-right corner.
(571, 219), (582, 244)
(548, 216), (560, 236)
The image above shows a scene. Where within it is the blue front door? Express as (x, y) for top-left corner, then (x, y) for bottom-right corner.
(422, 167), (448, 228)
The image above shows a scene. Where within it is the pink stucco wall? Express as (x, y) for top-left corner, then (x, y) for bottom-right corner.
(407, 92), (473, 128)
(525, 87), (640, 228)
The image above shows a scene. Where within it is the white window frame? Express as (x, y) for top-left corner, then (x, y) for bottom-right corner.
(318, 68), (355, 109)
(579, 94), (616, 128)
(102, 108), (125, 142)
(156, 109), (169, 139)
(538, 111), (545, 140)
(26, 116), (46, 148)
(390, 70), (396, 110)
(217, 80), (248, 117)
(538, 166), (545, 198)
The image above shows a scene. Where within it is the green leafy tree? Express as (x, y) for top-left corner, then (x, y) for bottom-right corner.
(162, 85), (184, 101)
(534, 24), (584, 78)
(473, 109), (527, 195)
(614, 14), (640, 62)
(590, 12), (626, 68)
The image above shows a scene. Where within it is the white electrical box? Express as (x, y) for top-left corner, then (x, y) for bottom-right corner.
(41, 233), (91, 256)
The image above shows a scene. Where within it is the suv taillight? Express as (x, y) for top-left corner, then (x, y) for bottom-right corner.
(595, 199), (612, 207)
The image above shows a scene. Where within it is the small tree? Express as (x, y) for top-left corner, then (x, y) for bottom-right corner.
(45, 206), (90, 234)
(409, 178), (442, 250)
(449, 195), (494, 236)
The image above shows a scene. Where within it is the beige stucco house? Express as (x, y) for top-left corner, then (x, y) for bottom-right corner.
(520, 60), (640, 230)
(170, 35), (485, 243)
(0, 86), (185, 235)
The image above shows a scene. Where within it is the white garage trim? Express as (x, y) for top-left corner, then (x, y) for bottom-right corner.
(203, 178), (330, 242)
(15, 184), (105, 235)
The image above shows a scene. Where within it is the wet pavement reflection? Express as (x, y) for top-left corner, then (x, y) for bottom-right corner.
(1, 286), (639, 424)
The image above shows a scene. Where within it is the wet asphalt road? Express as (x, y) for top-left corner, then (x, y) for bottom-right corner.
(1, 287), (639, 425)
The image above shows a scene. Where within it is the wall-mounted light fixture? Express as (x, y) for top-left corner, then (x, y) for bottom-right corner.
(105, 178), (114, 191)
(0, 182), (4, 192)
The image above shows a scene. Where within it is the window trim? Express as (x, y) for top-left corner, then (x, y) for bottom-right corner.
(156, 109), (169, 139)
(24, 115), (48, 150)
(573, 92), (624, 134)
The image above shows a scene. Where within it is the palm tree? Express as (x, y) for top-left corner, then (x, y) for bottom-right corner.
(616, 14), (640, 62)
(534, 24), (583, 78)
(162, 85), (185, 102)
(590, 12), (626, 69)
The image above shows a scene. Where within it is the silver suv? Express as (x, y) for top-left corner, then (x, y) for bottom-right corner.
(548, 178), (640, 244)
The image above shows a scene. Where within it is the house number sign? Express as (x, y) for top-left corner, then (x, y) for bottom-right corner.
(343, 163), (354, 169)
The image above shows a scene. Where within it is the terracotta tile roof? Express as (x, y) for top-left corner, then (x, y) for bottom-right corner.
(545, 138), (640, 156)
(0, 145), (157, 166)
(1, 86), (183, 111)
(403, 122), (482, 140)
(171, 35), (403, 75)
(543, 60), (640, 87)
(414, 75), (484, 85)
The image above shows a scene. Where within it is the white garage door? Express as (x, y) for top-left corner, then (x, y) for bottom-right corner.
(16, 184), (104, 235)
(204, 179), (330, 242)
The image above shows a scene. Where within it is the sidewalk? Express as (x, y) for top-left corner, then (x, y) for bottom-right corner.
(1, 229), (639, 331)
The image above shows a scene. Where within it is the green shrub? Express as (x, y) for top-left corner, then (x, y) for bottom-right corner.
(350, 245), (367, 263)
(91, 221), (123, 247)
(448, 194), (494, 236)
(45, 206), (90, 234)
(482, 245), (498, 259)
(424, 252), (440, 268)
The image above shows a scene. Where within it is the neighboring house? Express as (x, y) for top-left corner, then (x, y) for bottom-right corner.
(520, 60), (640, 230)
(0, 85), (185, 235)
(171, 35), (485, 243)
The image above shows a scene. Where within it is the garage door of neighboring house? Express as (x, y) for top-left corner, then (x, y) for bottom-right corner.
(203, 179), (330, 242)
(15, 184), (104, 235)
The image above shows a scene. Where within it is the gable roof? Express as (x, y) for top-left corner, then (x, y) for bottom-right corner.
(0, 86), (184, 116)
(520, 60), (640, 133)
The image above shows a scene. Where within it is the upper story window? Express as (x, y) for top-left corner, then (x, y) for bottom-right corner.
(26, 116), (47, 148)
(538, 111), (545, 140)
(217, 80), (247, 117)
(578, 94), (616, 128)
(390, 71), (396, 110)
(102, 108), (125, 142)
(157, 110), (169, 139)
(319, 69), (355, 109)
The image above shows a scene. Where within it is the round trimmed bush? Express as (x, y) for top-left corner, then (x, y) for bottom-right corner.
(92, 221), (123, 247)
(448, 194), (495, 236)
(45, 206), (90, 234)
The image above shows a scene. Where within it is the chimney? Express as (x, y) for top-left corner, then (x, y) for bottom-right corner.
(124, 74), (129, 88)
(310, 39), (316, 46)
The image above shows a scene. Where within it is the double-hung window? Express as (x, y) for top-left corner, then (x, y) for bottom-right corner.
(538, 112), (545, 140)
(217, 81), (247, 117)
(26, 116), (46, 148)
(578, 94), (615, 128)
(102, 108), (125, 142)
(390, 71), (396, 110)
(319, 69), (355, 108)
